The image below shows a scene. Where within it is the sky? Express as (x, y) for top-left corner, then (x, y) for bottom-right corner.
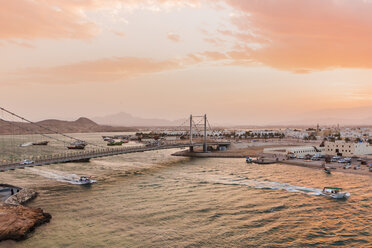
(1, 0), (372, 125)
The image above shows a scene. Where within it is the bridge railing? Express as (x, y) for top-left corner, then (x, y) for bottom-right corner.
(1, 140), (230, 169)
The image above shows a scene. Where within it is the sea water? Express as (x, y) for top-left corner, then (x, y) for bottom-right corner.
(0, 138), (371, 247)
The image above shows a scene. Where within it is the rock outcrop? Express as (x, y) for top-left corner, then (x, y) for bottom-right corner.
(0, 187), (51, 242)
(5, 188), (37, 206)
(0, 204), (51, 242)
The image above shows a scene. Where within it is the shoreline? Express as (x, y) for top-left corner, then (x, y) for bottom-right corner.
(172, 150), (372, 177)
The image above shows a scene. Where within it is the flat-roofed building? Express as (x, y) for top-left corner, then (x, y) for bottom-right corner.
(264, 146), (325, 156)
(324, 141), (372, 157)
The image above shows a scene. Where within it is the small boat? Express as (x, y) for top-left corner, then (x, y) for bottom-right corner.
(107, 141), (123, 146)
(252, 159), (276, 165)
(324, 168), (331, 174)
(67, 144), (86, 149)
(322, 187), (350, 199)
(32, 141), (49, 146)
(67, 140), (87, 150)
(77, 176), (96, 184)
(245, 156), (253, 163)
(19, 142), (33, 147)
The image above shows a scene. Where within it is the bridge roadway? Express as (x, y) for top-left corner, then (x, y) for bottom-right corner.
(0, 142), (230, 172)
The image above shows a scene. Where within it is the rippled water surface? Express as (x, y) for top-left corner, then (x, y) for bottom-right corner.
(1, 139), (371, 247)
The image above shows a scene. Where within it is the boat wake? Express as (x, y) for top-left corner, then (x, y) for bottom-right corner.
(26, 168), (95, 185)
(202, 174), (324, 196)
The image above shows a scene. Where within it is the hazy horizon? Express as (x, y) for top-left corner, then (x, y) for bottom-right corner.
(2, 0), (372, 126)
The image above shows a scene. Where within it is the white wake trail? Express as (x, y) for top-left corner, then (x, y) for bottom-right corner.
(201, 174), (324, 196)
(27, 168), (92, 185)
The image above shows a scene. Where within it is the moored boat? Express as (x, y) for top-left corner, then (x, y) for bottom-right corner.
(67, 140), (87, 150)
(107, 141), (123, 146)
(324, 168), (331, 174)
(32, 141), (49, 146)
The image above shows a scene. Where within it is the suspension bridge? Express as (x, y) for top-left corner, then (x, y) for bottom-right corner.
(0, 108), (230, 172)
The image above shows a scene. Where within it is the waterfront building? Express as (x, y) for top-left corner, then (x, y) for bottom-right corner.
(324, 141), (372, 157)
(264, 146), (325, 156)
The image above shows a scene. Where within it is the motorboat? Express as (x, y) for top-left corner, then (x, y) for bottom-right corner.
(107, 141), (123, 146)
(78, 176), (96, 184)
(68, 140), (87, 150)
(245, 156), (253, 163)
(19, 142), (33, 147)
(324, 168), (331, 174)
(32, 141), (49, 146)
(322, 187), (350, 199)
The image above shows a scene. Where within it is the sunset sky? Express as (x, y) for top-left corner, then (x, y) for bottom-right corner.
(1, 0), (372, 125)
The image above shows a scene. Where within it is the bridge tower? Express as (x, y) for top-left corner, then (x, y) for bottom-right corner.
(189, 114), (208, 153)
(203, 114), (207, 152)
(189, 114), (193, 152)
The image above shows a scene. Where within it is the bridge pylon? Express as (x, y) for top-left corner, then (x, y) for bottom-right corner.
(189, 114), (208, 153)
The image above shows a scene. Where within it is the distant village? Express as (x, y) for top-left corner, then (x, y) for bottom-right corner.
(131, 124), (372, 158)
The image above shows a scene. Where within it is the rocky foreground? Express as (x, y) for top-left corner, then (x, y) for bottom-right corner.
(0, 204), (51, 241)
(0, 188), (51, 242)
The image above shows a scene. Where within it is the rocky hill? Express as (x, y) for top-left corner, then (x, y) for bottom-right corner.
(0, 117), (136, 135)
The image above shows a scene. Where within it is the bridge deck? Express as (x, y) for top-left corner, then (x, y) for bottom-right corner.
(0, 142), (230, 172)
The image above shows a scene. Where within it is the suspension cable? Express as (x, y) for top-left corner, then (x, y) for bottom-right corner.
(0, 117), (70, 145)
(0, 107), (105, 148)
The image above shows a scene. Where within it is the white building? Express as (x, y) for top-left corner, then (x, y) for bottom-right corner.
(324, 141), (372, 157)
(264, 146), (325, 156)
(283, 129), (309, 139)
(251, 130), (282, 136)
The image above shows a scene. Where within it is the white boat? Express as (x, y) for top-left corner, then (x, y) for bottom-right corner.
(322, 187), (350, 199)
(245, 157), (253, 163)
(77, 176), (96, 185)
(19, 142), (33, 147)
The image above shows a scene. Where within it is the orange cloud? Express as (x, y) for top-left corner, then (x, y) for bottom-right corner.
(167, 32), (181, 43)
(0, 0), (199, 41)
(20, 57), (187, 84)
(222, 0), (372, 72)
(14, 51), (242, 84)
(0, 0), (98, 40)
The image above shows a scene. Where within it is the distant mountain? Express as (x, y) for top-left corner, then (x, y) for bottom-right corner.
(0, 117), (136, 135)
(92, 112), (182, 127)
